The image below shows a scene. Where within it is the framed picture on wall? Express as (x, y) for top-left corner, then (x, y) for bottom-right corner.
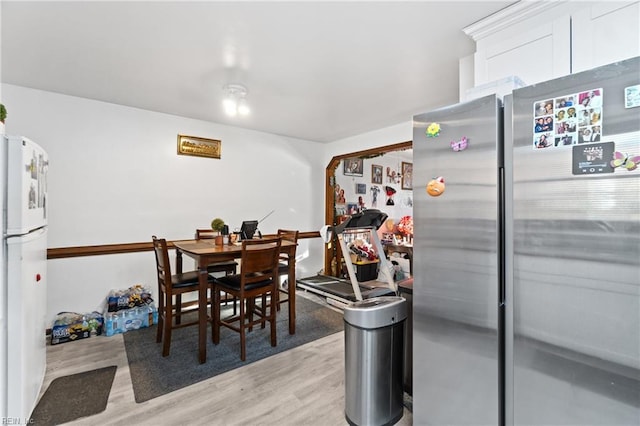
(343, 158), (363, 176)
(401, 162), (413, 190)
(356, 183), (366, 194)
(371, 164), (383, 184)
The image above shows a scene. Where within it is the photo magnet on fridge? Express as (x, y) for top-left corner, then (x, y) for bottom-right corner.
(572, 141), (615, 175)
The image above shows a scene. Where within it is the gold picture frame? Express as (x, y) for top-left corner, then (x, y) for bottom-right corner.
(177, 134), (221, 159)
(401, 162), (413, 190)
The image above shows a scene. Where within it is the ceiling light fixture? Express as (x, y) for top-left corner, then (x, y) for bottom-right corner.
(222, 83), (250, 117)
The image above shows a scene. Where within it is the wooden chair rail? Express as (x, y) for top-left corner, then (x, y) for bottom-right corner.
(47, 231), (320, 260)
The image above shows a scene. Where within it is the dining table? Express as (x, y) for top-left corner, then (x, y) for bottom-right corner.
(173, 238), (298, 364)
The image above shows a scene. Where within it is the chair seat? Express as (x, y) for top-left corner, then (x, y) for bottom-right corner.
(215, 274), (273, 291)
(172, 270), (214, 288)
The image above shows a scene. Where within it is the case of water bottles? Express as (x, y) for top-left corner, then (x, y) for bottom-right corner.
(104, 303), (158, 337)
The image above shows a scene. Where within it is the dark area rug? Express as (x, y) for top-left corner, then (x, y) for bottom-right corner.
(123, 295), (344, 403)
(30, 365), (117, 425)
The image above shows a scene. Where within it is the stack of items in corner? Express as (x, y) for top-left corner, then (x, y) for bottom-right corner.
(103, 284), (157, 337)
(51, 311), (104, 345)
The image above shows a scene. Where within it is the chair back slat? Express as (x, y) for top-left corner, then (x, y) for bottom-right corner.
(152, 235), (172, 290)
(277, 229), (299, 243)
(240, 237), (281, 286)
(195, 229), (216, 239)
(277, 229), (298, 261)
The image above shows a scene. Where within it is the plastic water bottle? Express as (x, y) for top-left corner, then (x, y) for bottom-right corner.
(105, 313), (113, 336)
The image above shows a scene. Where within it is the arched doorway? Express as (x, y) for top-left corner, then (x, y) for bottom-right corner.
(323, 140), (412, 276)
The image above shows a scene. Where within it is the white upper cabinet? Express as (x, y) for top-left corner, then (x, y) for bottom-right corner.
(464, 1), (639, 88)
(571, 1), (640, 73)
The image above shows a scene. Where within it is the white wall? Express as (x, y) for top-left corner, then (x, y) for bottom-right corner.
(334, 151), (413, 221)
(323, 121), (412, 166)
(2, 84), (326, 323)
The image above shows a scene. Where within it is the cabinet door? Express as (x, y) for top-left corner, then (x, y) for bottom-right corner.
(571, 1), (640, 73)
(469, 3), (573, 87)
(468, 1), (639, 88)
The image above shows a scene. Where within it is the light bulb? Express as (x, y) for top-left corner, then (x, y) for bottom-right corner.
(222, 83), (249, 117)
(237, 98), (250, 115)
(223, 97), (237, 116)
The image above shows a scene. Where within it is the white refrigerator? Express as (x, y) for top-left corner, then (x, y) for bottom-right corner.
(0, 135), (49, 421)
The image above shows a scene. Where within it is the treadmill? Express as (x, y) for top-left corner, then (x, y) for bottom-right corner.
(297, 209), (397, 307)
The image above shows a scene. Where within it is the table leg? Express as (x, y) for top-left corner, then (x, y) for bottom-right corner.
(175, 248), (183, 273)
(198, 267), (208, 364)
(288, 254), (296, 334)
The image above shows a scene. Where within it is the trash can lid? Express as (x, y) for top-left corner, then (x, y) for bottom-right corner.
(343, 296), (407, 329)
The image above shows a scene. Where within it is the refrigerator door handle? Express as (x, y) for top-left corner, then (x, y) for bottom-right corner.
(498, 165), (506, 306)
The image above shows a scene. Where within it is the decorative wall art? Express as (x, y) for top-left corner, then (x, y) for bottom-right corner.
(370, 185), (381, 208)
(343, 158), (364, 176)
(356, 183), (367, 194)
(335, 184), (346, 204)
(358, 195), (366, 210)
(401, 162), (413, 190)
(177, 134), (221, 159)
(386, 167), (400, 184)
(385, 186), (396, 205)
(371, 164), (383, 184)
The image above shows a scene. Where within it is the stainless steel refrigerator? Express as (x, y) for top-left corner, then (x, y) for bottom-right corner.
(412, 56), (639, 425)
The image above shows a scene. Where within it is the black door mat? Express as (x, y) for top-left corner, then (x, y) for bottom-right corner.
(30, 365), (117, 425)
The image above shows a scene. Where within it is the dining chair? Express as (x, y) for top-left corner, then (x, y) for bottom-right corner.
(152, 235), (213, 357)
(211, 236), (282, 361)
(195, 229), (239, 274)
(195, 228), (239, 314)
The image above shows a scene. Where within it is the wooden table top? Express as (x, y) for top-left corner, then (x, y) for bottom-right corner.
(174, 239), (296, 255)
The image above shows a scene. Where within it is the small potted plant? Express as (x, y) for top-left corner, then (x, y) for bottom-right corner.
(210, 218), (225, 245)
(0, 104), (6, 134)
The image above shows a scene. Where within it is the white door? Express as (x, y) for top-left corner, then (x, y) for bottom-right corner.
(6, 227), (47, 420)
(7, 136), (48, 236)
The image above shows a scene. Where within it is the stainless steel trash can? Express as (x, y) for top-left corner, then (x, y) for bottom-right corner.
(344, 296), (407, 426)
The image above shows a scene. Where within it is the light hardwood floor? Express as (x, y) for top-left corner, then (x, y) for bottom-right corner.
(41, 292), (413, 425)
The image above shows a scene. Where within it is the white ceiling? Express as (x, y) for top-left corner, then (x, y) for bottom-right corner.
(1, 1), (515, 143)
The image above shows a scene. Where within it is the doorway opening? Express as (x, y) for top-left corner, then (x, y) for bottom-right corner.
(323, 141), (412, 276)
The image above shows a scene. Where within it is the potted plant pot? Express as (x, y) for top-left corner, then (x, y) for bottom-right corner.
(211, 218), (225, 245)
